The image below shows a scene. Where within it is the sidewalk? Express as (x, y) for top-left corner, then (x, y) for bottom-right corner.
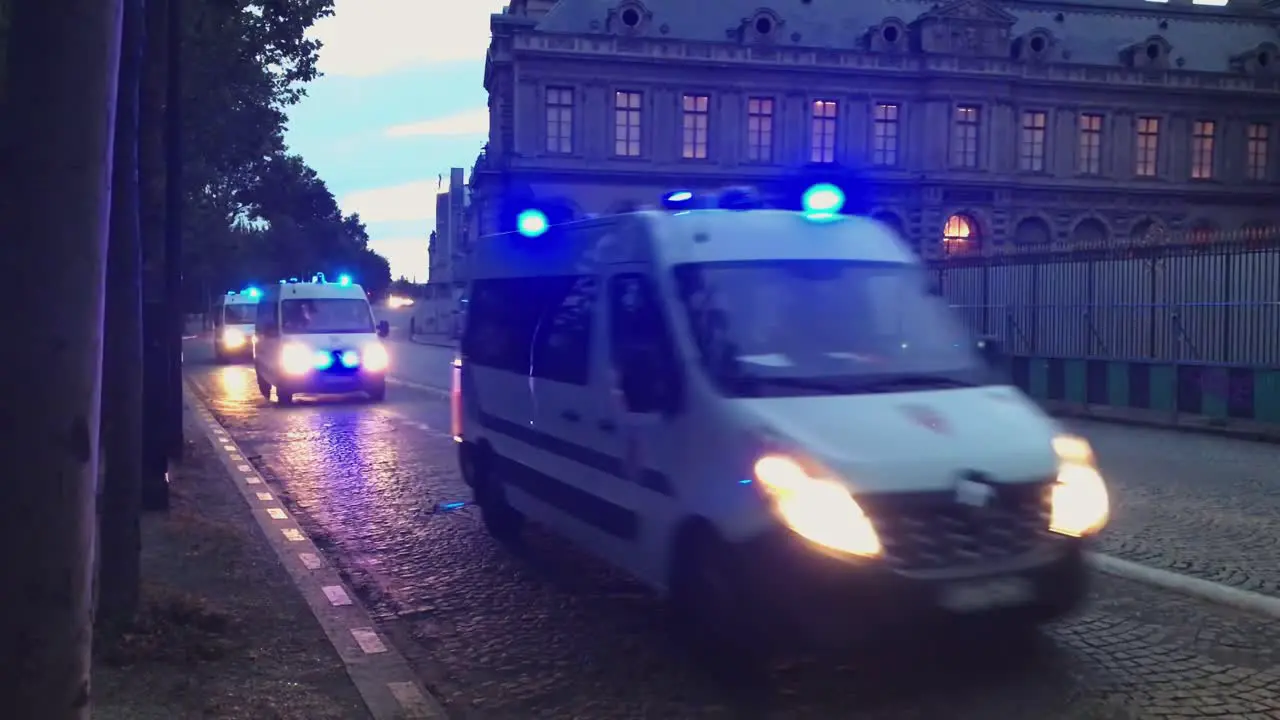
(92, 417), (370, 719)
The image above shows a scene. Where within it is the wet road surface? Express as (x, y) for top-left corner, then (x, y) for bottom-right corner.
(184, 338), (1280, 719)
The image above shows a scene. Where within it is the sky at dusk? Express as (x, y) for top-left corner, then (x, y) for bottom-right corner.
(284, 0), (508, 282)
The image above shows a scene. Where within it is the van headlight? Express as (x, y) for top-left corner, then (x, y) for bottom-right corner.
(281, 343), (313, 375)
(222, 327), (246, 348)
(752, 455), (881, 557)
(361, 342), (389, 372)
(1049, 434), (1109, 537)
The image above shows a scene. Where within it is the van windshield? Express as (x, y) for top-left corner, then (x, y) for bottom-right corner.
(281, 299), (373, 334)
(223, 304), (257, 325)
(671, 259), (990, 397)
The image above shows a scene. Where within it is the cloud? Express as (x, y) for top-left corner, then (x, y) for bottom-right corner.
(311, 0), (511, 77)
(343, 180), (439, 224)
(384, 107), (488, 138)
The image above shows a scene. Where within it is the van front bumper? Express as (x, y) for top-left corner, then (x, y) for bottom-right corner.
(731, 527), (1089, 652)
(278, 369), (385, 395)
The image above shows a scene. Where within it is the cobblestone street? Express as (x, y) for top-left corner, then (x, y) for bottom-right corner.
(183, 334), (1280, 719)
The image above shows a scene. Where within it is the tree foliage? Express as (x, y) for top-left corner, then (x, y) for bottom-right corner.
(180, 0), (390, 302)
(2, 0), (393, 302)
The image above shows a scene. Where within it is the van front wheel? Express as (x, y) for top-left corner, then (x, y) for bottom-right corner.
(467, 444), (523, 544)
(669, 525), (766, 657)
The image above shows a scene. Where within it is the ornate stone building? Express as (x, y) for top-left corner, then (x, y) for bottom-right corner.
(470, 0), (1280, 256)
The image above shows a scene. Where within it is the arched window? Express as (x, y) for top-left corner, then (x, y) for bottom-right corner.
(942, 214), (976, 249)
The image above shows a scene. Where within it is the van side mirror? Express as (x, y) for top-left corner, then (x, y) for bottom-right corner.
(376, 320), (390, 337)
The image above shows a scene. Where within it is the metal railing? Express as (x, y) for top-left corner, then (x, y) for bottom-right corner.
(927, 226), (1280, 367)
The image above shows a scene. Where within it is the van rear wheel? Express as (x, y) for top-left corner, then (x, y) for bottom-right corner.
(256, 374), (271, 400)
(467, 444), (523, 544)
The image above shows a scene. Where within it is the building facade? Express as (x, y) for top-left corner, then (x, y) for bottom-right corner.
(420, 167), (471, 334)
(471, 0), (1280, 256)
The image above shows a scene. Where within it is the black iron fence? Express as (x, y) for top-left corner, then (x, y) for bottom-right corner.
(928, 226), (1280, 367)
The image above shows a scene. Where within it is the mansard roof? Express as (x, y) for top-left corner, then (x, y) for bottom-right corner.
(528, 0), (1279, 73)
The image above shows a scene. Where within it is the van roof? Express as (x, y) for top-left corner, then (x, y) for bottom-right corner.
(223, 293), (259, 305)
(275, 282), (369, 300)
(468, 209), (917, 280)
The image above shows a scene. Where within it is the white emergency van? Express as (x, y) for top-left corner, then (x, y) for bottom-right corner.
(453, 190), (1109, 653)
(253, 275), (390, 404)
(211, 289), (260, 362)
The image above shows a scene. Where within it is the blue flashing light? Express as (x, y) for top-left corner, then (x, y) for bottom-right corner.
(516, 209), (549, 237)
(312, 351), (334, 370)
(801, 183), (845, 219)
(666, 190), (693, 202)
(339, 350), (360, 368)
(245, 287), (261, 298)
(337, 274), (351, 286)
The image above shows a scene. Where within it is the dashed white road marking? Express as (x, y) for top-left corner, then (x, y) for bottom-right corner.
(351, 628), (387, 654)
(266, 508), (288, 520)
(282, 528), (305, 542)
(387, 682), (440, 718)
(255, 492), (273, 501)
(245, 476), (262, 485)
(323, 585), (353, 606)
(222, 444), (236, 451)
(298, 552), (322, 570)
(237, 463), (252, 472)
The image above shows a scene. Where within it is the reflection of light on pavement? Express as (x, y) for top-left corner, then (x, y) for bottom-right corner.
(272, 408), (405, 536)
(216, 366), (255, 402)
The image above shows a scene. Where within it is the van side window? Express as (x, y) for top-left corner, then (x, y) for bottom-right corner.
(531, 275), (596, 385)
(462, 278), (548, 374)
(609, 273), (680, 412)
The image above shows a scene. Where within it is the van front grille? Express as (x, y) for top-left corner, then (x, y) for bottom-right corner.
(860, 482), (1053, 572)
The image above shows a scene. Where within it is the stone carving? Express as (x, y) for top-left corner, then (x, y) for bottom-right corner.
(910, 0), (1014, 58)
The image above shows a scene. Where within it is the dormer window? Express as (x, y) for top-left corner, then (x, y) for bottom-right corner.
(870, 18), (907, 52)
(1230, 42), (1278, 75)
(1013, 29), (1053, 61)
(609, 1), (651, 35)
(1122, 35), (1171, 69)
(746, 9), (783, 42)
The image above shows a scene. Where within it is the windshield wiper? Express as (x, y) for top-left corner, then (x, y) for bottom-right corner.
(852, 375), (977, 393)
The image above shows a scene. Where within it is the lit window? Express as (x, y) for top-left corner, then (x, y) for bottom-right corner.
(614, 91), (642, 157)
(746, 97), (773, 162)
(681, 94), (709, 159)
(873, 103), (899, 166)
(1078, 113), (1102, 175)
(1247, 123), (1269, 181)
(953, 105), (980, 168)
(545, 87), (573, 154)
(1135, 116), (1159, 177)
(1191, 120), (1215, 179)
(943, 214), (975, 248)
(811, 100), (837, 164)
(1019, 110), (1047, 172)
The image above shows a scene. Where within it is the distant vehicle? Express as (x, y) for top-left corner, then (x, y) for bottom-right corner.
(211, 288), (260, 363)
(452, 186), (1109, 656)
(253, 274), (390, 404)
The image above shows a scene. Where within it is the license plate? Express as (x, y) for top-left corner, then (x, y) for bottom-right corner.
(938, 577), (1035, 613)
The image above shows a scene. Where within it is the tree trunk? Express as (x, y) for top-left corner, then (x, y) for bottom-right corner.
(139, 0), (170, 510)
(164, 0), (183, 460)
(0, 0), (122, 717)
(97, 0), (145, 631)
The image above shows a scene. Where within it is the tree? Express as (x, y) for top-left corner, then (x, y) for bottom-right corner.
(98, 0), (146, 630)
(0, 0), (122, 716)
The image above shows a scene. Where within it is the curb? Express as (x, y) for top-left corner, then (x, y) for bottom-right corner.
(406, 334), (456, 349)
(1044, 402), (1280, 446)
(183, 383), (449, 719)
(1088, 552), (1280, 619)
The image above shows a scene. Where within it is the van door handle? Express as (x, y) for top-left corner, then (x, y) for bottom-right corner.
(596, 419), (616, 433)
(560, 409), (581, 422)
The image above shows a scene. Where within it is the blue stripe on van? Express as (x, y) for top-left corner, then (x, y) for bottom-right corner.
(477, 410), (673, 497)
